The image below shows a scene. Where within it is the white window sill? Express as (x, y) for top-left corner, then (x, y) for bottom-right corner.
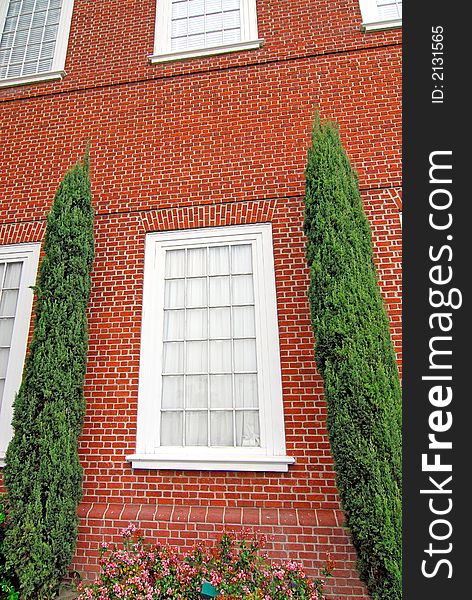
(127, 453), (295, 472)
(362, 19), (402, 32)
(0, 70), (65, 89)
(149, 39), (264, 64)
(0, 453), (4, 468)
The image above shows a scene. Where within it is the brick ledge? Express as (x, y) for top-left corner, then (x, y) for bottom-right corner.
(77, 502), (344, 527)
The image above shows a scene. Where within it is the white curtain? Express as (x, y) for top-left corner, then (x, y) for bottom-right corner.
(160, 244), (260, 447)
(210, 411), (233, 446)
(0, 262), (22, 406)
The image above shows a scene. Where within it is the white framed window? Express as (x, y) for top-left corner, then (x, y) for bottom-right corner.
(128, 224), (294, 472)
(0, 0), (75, 89)
(150, 0), (263, 64)
(0, 243), (40, 467)
(358, 0), (402, 32)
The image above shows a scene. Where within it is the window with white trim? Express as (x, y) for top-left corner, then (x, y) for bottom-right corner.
(358, 0), (402, 31)
(150, 0), (262, 64)
(128, 224), (293, 472)
(0, 0), (74, 88)
(0, 243), (40, 467)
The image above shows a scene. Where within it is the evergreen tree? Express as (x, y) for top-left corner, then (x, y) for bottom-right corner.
(304, 114), (402, 599)
(3, 151), (94, 599)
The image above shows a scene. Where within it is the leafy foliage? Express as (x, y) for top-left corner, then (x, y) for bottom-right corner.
(303, 114), (402, 599)
(3, 151), (94, 599)
(78, 526), (333, 600)
(0, 496), (18, 600)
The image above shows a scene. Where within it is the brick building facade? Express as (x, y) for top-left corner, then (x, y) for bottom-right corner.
(0, 1), (402, 597)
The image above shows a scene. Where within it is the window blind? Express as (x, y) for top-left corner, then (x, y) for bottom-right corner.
(376, 0), (402, 20)
(0, 0), (63, 80)
(170, 0), (241, 52)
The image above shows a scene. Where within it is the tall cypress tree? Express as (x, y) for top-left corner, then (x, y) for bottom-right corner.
(3, 151), (94, 599)
(304, 115), (402, 599)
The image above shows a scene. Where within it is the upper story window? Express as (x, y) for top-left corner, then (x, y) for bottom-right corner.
(0, 0), (74, 88)
(359, 0), (402, 31)
(0, 243), (40, 467)
(127, 224), (294, 472)
(150, 0), (262, 64)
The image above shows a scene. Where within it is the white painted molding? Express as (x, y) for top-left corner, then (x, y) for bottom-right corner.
(127, 453), (295, 472)
(0, 70), (65, 89)
(149, 39), (263, 64)
(362, 18), (402, 32)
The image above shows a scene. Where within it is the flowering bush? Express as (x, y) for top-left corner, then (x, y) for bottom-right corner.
(78, 525), (333, 600)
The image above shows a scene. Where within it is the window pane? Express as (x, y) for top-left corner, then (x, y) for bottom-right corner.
(186, 308), (207, 339)
(206, 30), (223, 46)
(162, 375), (184, 409)
(223, 0), (239, 10)
(209, 307), (230, 338)
(186, 374), (208, 408)
(188, 15), (205, 35)
(188, 0), (205, 17)
(234, 339), (257, 372)
(164, 279), (185, 308)
(210, 411), (233, 446)
(236, 411), (260, 447)
(187, 247), (206, 276)
(186, 411), (208, 445)
(209, 246), (229, 275)
(231, 244), (252, 274)
(162, 342), (184, 373)
(186, 277), (206, 307)
(165, 249), (185, 278)
(187, 33), (205, 49)
(4, 262), (22, 288)
(186, 340), (207, 373)
(163, 309), (185, 340)
(161, 412), (182, 445)
(231, 275), (254, 304)
(235, 374), (258, 408)
(207, 0), (222, 12)
(0, 318), (14, 346)
(206, 12), (222, 32)
(0, 348), (9, 378)
(210, 374), (232, 408)
(0, 290), (19, 317)
(209, 276), (230, 306)
(223, 28), (241, 44)
(232, 306), (255, 337)
(223, 10), (240, 30)
(209, 340), (231, 373)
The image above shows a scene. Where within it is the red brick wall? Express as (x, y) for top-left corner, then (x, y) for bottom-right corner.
(0, 2), (401, 597)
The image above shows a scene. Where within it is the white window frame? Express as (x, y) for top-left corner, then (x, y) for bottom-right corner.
(149, 0), (263, 64)
(358, 0), (402, 32)
(127, 224), (294, 472)
(0, 0), (75, 89)
(0, 242), (40, 467)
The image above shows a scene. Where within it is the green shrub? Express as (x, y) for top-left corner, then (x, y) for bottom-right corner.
(303, 114), (402, 599)
(0, 496), (19, 600)
(77, 526), (333, 600)
(3, 150), (94, 599)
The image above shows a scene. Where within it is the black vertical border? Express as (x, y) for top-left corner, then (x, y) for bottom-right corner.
(403, 3), (468, 598)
